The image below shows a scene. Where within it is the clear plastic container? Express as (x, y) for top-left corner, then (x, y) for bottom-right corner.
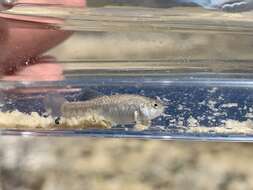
(1, 0), (253, 141)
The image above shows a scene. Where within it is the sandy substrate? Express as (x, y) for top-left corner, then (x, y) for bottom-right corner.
(0, 111), (112, 129)
(1, 110), (253, 135)
(187, 119), (253, 134)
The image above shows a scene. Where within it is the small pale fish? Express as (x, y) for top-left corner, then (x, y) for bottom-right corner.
(44, 93), (165, 129)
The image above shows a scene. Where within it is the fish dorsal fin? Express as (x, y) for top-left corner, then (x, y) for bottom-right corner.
(74, 88), (103, 101)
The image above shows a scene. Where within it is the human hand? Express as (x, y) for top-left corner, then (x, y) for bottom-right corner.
(0, 0), (86, 81)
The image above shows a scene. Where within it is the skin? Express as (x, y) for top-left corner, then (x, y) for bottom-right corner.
(0, 0), (86, 81)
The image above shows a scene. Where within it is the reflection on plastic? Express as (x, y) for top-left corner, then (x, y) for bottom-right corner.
(178, 0), (253, 11)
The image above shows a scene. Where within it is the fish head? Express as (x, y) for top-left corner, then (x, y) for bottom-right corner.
(140, 99), (165, 120)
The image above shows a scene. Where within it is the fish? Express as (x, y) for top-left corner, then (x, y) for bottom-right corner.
(44, 93), (165, 129)
(177, 0), (253, 12)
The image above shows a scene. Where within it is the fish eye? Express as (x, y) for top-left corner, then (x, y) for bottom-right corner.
(153, 103), (159, 109)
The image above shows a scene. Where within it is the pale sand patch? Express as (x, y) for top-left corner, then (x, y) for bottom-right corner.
(0, 110), (111, 129)
(1, 110), (253, 135)
(187, 119), (253, 134)
(0, 111), (54, 129)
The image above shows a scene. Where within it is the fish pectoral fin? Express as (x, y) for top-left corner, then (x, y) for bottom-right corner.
(134, 111), (139, 123)
(134, 111), (150, 131)
(134, 110), (145, 124)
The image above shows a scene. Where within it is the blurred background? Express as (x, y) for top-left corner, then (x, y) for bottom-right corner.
(1, 138), (253, 190)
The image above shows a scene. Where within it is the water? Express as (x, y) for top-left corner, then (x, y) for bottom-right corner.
(1, 1), (253, 141)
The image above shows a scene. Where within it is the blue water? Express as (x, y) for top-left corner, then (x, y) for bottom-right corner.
(1, 75), (253, 141)
(2, 76), (253, 129)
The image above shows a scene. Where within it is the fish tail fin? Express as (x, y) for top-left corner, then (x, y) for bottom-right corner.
(43, 93), (67, 118)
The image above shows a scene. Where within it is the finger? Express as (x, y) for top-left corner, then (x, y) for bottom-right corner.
(2, 60), (64, 81)
(0, 0), (85, 75)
